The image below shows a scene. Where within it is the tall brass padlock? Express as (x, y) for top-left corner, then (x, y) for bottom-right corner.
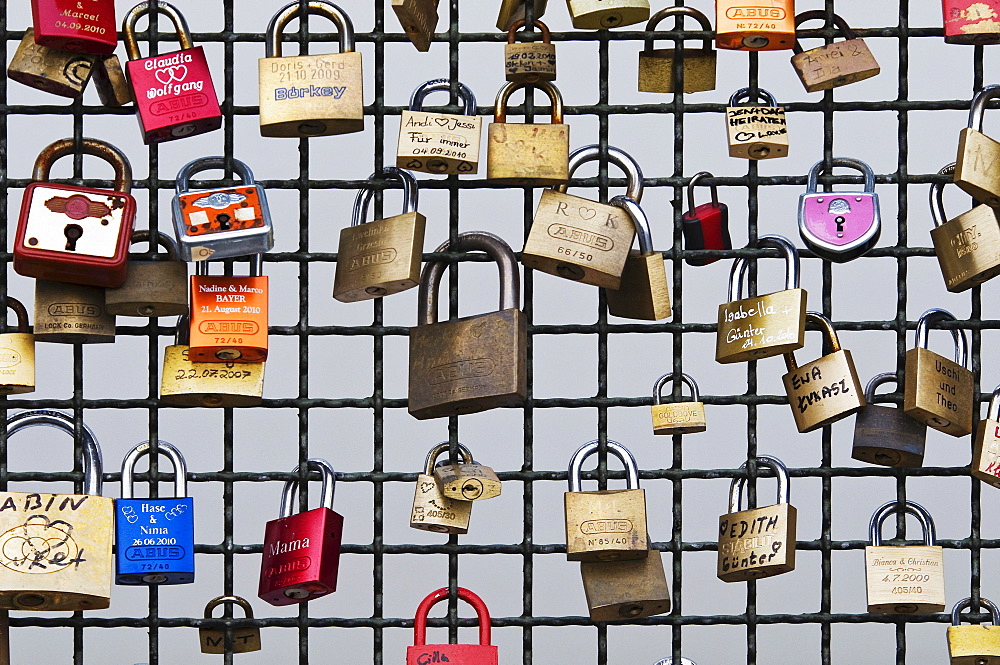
(498, 0), (548, 30)
(566, 0), (649, 29)
(726, 87), (788, 160)
(105, 231), (188, 317)
(973, 385), (1000, 489)
(0, 299), (35, 395)
(200, 595), (262, 654)
(865, 500), (946, 614)
(33, 279), (116, 344)
(956, 84), (1000, 207)
(392, 0), (439, 52)
(6, 29), (96, 98)
(565, 440), (648, 562)
(715, 0), (796, 51)
(904, 308), (974, 437)
(650, 372), (706, 435)
(522, 144), (642, 289)
(717, 455), (796, 582)
(410, 443), (473, 534)
(949, 597), (1000, 664)
(580, 542), (670, 621)
(487, 81), (569, 185)
(604, 195), (671, 321)
(408, 232), (526, 419)
(397, 79), (481, 175)
(716, 235), (807, 364)
(333, 167), (425, 302)
(852, 373), (927, 468)
(505, 20), (556, 83)
(790, 12), (880, 92)
(0, 410), (113, 611)
(92, 55), (132, 107)
(637, 6), (716, 94)
(432, 445), (502, 501)
(930, 163), (1000, 292)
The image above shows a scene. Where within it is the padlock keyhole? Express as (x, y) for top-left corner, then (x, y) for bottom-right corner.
(216, 213), (232, 231)
(835, 217), (845, 238)
(63, 224), (83, 251)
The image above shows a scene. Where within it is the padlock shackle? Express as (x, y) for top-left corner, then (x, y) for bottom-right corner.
(805, 157), (876, 194)
(204, 594), (255, 619)
(929, 163), (956, 229)
(5, 410), (103, 496)
(352, 167), (419, 227)
(791, 11), (856, 55)
(610, 195), (653, 256)
(968, 84), (1000, 132)
(121, 440), (187, 499)
(914, 308), (969, 368)
(869, 499), (936, 546)
(418, 231), (520, 326)
(33, 138), (133, 194)
(728, 235), (801, 302)
(266, 0), (355, 57)
(653, 659), (697, 665)
(567, 440), (640, 492)
(951, 596), (1000, 626)
(555, 144), (644, 203)
(175, 314), (190, 346)
(409, 79), (477, 116)
(728, 87), (778, 108)
(129, 230), (181, 261)
(864, 372), (899, 403)
(3, 297), (30, 334)
(728, 455), (789, 514)
(195, 254), (265, 277)
(175, 156), (256, 198)
(412, 587), (492, 647)
(493, 80), (564, 124)
(989, 384), (1000, 422)
(123, 0), (194, 61)
(643, 6), (712, 52)
(279, 458), (338, 518)
(784, 311), (841, 372)
(686, 171), (719, 211)
(424, 442), (474, 475)
(507, 18), (552, 43)
(652, 372), (699, 406)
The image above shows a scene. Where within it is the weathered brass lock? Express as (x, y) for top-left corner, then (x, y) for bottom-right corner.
(397, 79), (481, 175)
(0, 298), (35, 395)
(930, 163), (1000, 292)
(105, 230), (188, 317)
(972, 385), (1000, 489)
(949, 597), (1000, 665)
(955, 84), (1000, 207)
(726, 87), (788, 160)
(432, 445), (502, 501)
(498, 0), (548, 30)
(790, 11), (880, 92)
(865, 500), (946, 614)
(637, 6), (716, 94)
(717, 455), (796, 582)
(92, 54), (132, 107)
(410, 443), (473, 534)
(580, 541), (670, 621)
(408, 231), (526, 419)
(33, 279), (116, 344)
(716, 235), (807, 363)
(650, 372), (705, 435)
(604, 195), (670, 321)
(505, 19), (556, 83)
(565, 440), (648, 562)
(487, 80), (569, 185)
(6, 28), (96, 98)
(334, 167), (425, 303)
(392, 0), (439, 52)
(566, 0), (649, 29)
(903, 308), (974, 437)
(852, 372), (927, 468)
(200, 595), (262, 654)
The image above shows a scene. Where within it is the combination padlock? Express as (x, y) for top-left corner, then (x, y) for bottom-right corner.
(31, 0), (118, 54)
(726, 87), (788, 160)
(32, 279), (116, 344)
(410, 443), (474, 534)
(200, 595), (262, 654)
(408, 588), (498, 665)
(682, 172), (731, 267)
(791, 11), (880, 92)
(115, 440), (194, 585)
(904, 308), (974, 436)
(943, 1), (1000, 44)
(715, 0), (796, 51)
(497, 0), (548, 30)
(6, 29), (96, 98)
(392, 0), (439, 52)
(955, 84), (1000, 207)
(930, 163), (1000, 292)
(798, 158), (881, 263)
(505, 19), (556, 83)
(14, 138), (136, 288)
(948, 597), (1000, 664)
(397, 79), (482, 175)
(432, 445), (502, 501)
(189, 255), (269, 363)
(637, 6), (716, 94)
(852, 373), (927, 468)
(0, 298), (35, 395)
(972, 385), (1000, 489)
(566, 0), (649, 30)
(105, 231), (188, 317)
(865, 500), (945, 614)
(650, 372), (706, 435)
(604, 195), (671, 321)
(487, 80), (570, 185)
(259, 458), (343, 606)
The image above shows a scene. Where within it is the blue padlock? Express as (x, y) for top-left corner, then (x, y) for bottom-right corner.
(115, 440), (194, 585)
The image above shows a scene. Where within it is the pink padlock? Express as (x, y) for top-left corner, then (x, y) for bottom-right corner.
(797, 157), (880, 263)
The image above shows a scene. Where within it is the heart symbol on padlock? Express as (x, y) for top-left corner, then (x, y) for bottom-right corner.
(578, 207), (597, 220)
(456, 161), (473, 172)
(155, 64), (188, 85)
(434, 117), (450, 127)
(420, 482), (436, 494)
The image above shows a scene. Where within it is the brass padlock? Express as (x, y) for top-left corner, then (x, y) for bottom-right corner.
(6, 29), (96, 98)
(487, 80), (569, 185)
(160, 315), (265, 407)
(931, 163), (1000, 292)
(505, 19), (556, 83)
(790, 11), (881, 92)
(716, 235), (807, 364)
(650, 372), (706, 435)
(852, 372), (927, 468)
(973, 385), (1000, 489)
(200, 595), (262, 654)
(726, 87), (788, 160)
(904, 308), (974, 437)
(956, 85), (1000, 207)
(397, 79), (482, 175)
(33, 279), (116, 344)
(717, 455), (796, 582)
(949, 597), (1000, 664)
(259, 0), (364, 137)
(432, 446), (502, 502)
(410, 443), (473, 534)
(0, 298), (35, 395)
(333, 167), (425, 303)
(392, 0), (439, 52)
(637, 6), (717, 94)
(0, 410), (113, 611)
(522, 144), (642, 289)
(498, 0), (548, 30)
(604, 195), (671, 321)
(865, 500), (946, 614)
(92, 54), (132, 107)
(565, 440), (648, 562)
(105, 230), (188, 317)
(580, 542), (670, 621)
(408, 232), (526, 419)
(781, 311), (865, 433)
(566, 0), (649, 29)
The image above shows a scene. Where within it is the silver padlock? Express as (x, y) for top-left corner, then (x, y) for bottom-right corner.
(798, 158), (881, 262)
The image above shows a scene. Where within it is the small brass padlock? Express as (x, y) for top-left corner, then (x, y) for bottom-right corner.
(865, 500), (946, 614)
(432, 445), (502, 501)
(580, 542), (670, 621)
(392, 0), (439, 52)
(487, 80), (569, 185)
(410, 443), (474, 534)
(956, 85), (1000, 207)
(852, 372), (927, 468)
(497, 0), (548, 30)
(566, 0), (649, 30)
(930, 163), (1000, 292)
(604, 195), (671, 321)
(397, 79), (482, 175)
(33, 279), (116, 344)
(0, 298), (35, 395)
(726, 87), (788, 160)
(973, 385), (1000, 489)
(6, 29), (96, 98)
(92, 54), (132, 107)
(650, 372), (705, 435)
(505, 19), (556, 83)
(715, 0), (796, 51)
(105, 231), (188, 317)
(791, 12), (880, 92)
(904, 308), (974, 437)
(565, 440), (648, 562)
(948, 597), (1000, 664)
(200, 595), (261, 654)
(637, 6), (716, 94)
(716, 235), (807, 364)
(717, 455), (797, 582)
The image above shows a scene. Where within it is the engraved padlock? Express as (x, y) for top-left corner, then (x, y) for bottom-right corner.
(955, 84), (1000, 207)
(580, 538), (670, 621)
(487, 80), (570, 185)
(852, 372), (927, 468)
(930, 163), (1000, 292)
(715, 0), (796, 51)
(682, 172), (731, 266)
(407, 588), (498, 665)
(798, 157), (881, 263)
(105, 231), (188, 317)
(604, 195), (670, 321)
(903, 308), (974, 436)
(944, 1), (1000, 44)
(948, 597), (1000, 664)
(432, 445), (502, 502)
(726, 87), (788, 160)
(410, 443), (474, 534)
(31, 0), (118, 54)
(32, 279), (116, 344)
(505, 19), (556, 83)
(200, 595), (262, 654)
(972, 385), (1000, 489)
(790, 11), (880, 92)
(637, 6), (716, 94)
(0, 298), (35, 395)
(392, 0), (439, 52)
(92, 54), (133, 107)
(566, 0), (649, 30)
(6, 29), (96, 98)
(189, 255), (269, 363)
(650, 372), (706, 435)
(497, 0), (548, 30)
(397, 79), (482, 175)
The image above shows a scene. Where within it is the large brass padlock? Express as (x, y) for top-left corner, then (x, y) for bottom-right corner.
(604, 195), (671, 321)
(580, 543), (670, 621)
(955, 84), (1000, 207)
(565, 440), (648, 562)
(408, 232), (526, 419)
(726, 87), (788, 160)
(6, 29), (96, 98)
(973, 385), (1000, 489)
(522, 144), (642, 289)
(566, 0), (649, 29)
(200, 595), (262, 654)
(487, 80), (569, 185)
(904, 308), (974, 436)
(432, 445), (502, 502)
(92, 55), (133, 107)
(949, 597), (1000, 665)
(852, 372), (927, 468)
(717, 455), (796, 582)
(637, 6), (716, 94)
(790, 11), (880, 92)
(410, 443), (473, 534)
(397, 79), (482, 175)
(930, 163), (1000, 292)
(0, 410), (113, 611)
(865, 500), (946, 614)
(505, 20), (556, 83)
(333, 167), (425, 303)
(33, 279), (116, 344)
(105, 231), (188, 317)
(259, 0), (364, 137)
(716, 235), (807, 364)
(392, 0), (439, 52)
(650, 372), (706, 435)
(498, 0), (548, 30)
(0, 298), (35, 395)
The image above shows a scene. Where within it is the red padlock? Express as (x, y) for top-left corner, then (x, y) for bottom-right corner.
(408, 588), (498, 665)
(31, 0), (118, 54)
(943, 0), (1000, 44)
(122, 1), (222, 144)
(681, 172), (731, 266)
(259, 459), (343, 606)
(14, 138), (136, 288)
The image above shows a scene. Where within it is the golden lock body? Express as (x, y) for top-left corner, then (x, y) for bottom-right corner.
(497, 0), (548, 30)
(903, 310), (973, 436)
(930, 165), (1000, 292)
(581, 547), (670, 621)
(410, 444), (474, 534)
(566, 0), (649, 30)
(33, 280), (116, 344)
(7, 29), (96, 98)
(200, 596), (261, 654)
(487, 81), (569, 185)
(604, 196), (670, 321)
(392, 0), (438, 52)
(92, 55), (132, 107)
(505, 20), (556, 83)
(790, 24), (880, 91)
(433, 462), (502, 501)
(0, 298), (34, 395)
(105, 231), (188, 317)
(160, 346), (265, 407)
(865, 501), (946, 614)
(726, 88), (788, 160)
(650, 372), (705, 435)
(398, 80), (480, 175)
(948, 597), (1000, 665)
(637, 7), (716, 94)
(956, 86), (1000, 207)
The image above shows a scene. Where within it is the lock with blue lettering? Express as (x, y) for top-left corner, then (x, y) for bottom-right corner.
(115, 440), (194, 585)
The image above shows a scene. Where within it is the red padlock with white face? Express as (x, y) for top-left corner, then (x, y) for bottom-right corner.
(408, 588), (498, 665)
(31, 0), (118, 54)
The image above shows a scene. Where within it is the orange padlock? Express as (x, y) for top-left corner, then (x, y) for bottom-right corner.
(189, 254), (268, 363)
